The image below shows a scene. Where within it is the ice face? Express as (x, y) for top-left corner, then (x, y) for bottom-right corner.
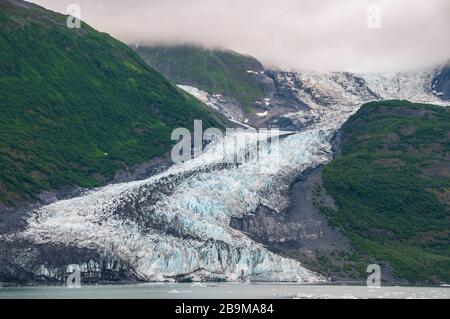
(20, 66), (449, 282)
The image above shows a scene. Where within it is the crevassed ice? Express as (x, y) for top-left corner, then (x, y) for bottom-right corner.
(22, 67), (448, 282)
(280, 67), (448, 128)
(22, 126), (331, 282)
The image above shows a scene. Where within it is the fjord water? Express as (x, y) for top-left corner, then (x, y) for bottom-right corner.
(1, 283), (449, 299)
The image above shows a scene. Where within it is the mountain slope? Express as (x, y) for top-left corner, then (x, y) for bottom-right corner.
(135, 45), (271, 112)
(321, 100), (450, 284)
(135, 47), (449, 129)
(0, 0), (224, 205)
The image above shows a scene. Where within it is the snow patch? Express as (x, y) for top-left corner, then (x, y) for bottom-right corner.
(256, 111), (268, 117)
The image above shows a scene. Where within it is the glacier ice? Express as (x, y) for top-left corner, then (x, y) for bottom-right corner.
(21, 67), (449, 282)
(22, 128), (332, 282)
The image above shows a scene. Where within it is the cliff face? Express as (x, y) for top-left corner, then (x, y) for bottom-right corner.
(0, 240), (136, 284)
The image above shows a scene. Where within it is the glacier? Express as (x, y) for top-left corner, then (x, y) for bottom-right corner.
(21, 129), (330, 282)
(19, 66), (449, 282)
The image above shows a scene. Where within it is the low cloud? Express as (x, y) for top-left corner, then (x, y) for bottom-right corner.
(31, 0), (450, 72)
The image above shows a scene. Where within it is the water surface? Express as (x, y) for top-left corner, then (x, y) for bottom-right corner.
(1, 283), (448, 299)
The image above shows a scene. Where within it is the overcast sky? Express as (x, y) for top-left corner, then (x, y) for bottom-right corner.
(31, 0), (449, 72)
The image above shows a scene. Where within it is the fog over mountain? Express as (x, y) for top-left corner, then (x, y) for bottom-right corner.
(30, 0), (450, 72)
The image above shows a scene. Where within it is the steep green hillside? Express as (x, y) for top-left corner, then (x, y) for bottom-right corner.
(0, 0), (224, 205)
(321, 100), (450, 284)
(136, 45), (267, 112)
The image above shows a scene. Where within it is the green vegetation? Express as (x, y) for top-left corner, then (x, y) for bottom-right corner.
(136, 45), (267, 112)
(0, 1), (224, 205)
(321, 100), (450, 283)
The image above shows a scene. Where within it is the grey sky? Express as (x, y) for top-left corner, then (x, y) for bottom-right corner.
(30, 0), (449, 72)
